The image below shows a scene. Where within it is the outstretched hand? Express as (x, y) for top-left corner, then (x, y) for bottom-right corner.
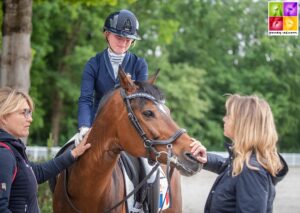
(71, 130), (91, 159)
(190, 138), (207, 164)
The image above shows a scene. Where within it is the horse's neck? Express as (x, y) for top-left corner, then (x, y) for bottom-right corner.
(71, 119), (123, 182)
(81, 132), (120, 172)
(68, 135), (123, 208)
(70, 93), (126, 194)
(68, 134), (125, 211)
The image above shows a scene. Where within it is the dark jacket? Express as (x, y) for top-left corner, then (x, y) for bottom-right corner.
(204, 144), (289, 213)
(0, 129), (76, 213)
(78, 48), (148, 128)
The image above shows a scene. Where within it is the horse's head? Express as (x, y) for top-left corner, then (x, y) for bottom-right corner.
(117, 66), (202, 176)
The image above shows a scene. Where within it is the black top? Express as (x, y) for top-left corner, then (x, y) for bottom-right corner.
(0, 129), (76, 213)
(203, 143), (289, 213)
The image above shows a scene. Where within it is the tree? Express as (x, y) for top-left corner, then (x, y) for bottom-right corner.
(30, 0), (120, 145)
(5, 0), (298, 151)
(0, 0), (32, 92)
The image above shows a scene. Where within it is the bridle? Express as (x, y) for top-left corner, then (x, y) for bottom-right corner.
(64, 88), (187, 213)
(116, 88), (187, 212)
(120, 88), (186, 165)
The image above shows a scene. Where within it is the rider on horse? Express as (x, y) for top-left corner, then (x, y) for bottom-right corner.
(76, 9), (147, 144)
(70, 10), (165, 212)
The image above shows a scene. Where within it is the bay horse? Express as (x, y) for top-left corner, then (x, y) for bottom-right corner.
(52, 67), (202, 213)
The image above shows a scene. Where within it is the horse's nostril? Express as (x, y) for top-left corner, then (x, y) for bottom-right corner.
(184, 152), (198, 163)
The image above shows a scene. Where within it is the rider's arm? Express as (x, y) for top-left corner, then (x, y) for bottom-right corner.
(135, 57), (148, 81)
(78, 57), (98, 129)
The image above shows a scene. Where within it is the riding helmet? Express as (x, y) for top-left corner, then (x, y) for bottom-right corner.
(103, 9), (141, 40)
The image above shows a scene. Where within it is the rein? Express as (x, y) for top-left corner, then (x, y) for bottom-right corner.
(120, 89), (186, 165)
(120, 88), (185, 212)
(103, 163), (160, 213)
(64, 88), (184, 212)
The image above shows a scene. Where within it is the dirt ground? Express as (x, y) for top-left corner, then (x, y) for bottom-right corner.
(181, 166), (300, 213)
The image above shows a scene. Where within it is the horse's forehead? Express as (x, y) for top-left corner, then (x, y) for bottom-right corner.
(156, 102), (168, 114)
(140, 98), (168, 114)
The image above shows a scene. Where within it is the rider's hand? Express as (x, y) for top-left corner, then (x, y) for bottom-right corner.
(190, 138), (207, 164)
(75, 126), (90, 146)
(71, 130), (91, 159)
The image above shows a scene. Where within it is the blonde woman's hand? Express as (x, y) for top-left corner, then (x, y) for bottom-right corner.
(71, 130), (91, 159)
(190, 138), (207, 164)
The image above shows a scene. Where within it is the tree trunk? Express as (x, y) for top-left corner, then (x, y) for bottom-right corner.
(0, 0), (32, 92)
(51, 94), (63, 146)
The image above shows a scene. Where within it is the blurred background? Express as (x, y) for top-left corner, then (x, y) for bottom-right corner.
(1, 0), (299, 212)
(1, 0), (299, 152)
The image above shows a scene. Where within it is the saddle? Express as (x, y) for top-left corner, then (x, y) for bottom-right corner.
(120, 152), (161, 213)
(48, 141), (74, 193)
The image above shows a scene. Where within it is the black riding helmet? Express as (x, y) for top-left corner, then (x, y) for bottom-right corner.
(103, 10), (141, 40)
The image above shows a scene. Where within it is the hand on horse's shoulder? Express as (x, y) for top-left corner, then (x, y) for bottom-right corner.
(71, 130), (91, 159)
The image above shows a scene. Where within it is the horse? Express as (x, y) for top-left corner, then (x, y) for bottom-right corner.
(52, 67), (202, 213)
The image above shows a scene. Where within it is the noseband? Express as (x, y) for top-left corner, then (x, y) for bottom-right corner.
(120, 88), (186, 165)
(64, 89), (187, 213)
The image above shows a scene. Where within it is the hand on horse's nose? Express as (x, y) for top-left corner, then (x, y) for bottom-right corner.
(190, 139), (207, 164)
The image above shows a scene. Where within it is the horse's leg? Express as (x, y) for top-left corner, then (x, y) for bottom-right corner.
(161, 166), (182, 213)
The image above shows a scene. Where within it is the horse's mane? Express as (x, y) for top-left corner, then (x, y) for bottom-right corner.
(134, 81), (165, 108)
(96, 81), (165, 117)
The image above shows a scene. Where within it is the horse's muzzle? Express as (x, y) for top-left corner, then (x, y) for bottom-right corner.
(170, 153), (202, 176)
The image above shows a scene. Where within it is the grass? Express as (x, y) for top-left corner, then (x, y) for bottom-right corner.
(38, 182), (53, 213)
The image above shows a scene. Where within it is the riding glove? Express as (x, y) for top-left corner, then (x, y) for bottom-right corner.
(75, 127), (90, 146)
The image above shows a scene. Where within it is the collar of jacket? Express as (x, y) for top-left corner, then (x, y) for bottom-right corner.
(0, 129), (27, 158)
(224, 142), (234, 157)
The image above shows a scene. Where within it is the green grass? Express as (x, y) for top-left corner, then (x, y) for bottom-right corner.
(38, 181), (53, 212)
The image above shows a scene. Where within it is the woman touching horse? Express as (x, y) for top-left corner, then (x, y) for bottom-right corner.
(0, 87), (90, 213)
(53, 67), (204, 213)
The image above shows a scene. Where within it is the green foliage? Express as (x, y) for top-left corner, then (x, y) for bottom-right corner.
(0, 3), (2, 47)
(38, 182), (53, 213)
(15, 0), (298, 151)
(148, 55), (209, 138)
(63, 0), (118, 6)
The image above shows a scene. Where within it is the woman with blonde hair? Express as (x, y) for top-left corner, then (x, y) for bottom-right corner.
(191, 94), (288, 213)
(0, 87), (91, 213)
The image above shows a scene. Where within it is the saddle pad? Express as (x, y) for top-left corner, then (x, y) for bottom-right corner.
(120, 157), (170, 212)
(139, 158), (170, 210)
(158, 166), (170, 210)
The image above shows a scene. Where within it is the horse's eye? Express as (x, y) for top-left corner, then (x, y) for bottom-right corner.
(142, 110), (154, 118)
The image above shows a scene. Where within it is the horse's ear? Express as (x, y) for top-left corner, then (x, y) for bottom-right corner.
(118, 65), (137, 93)
(147, 69), (160, 85)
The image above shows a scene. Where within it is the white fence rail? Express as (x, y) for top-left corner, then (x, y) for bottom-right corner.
(26, 146), (300, 166)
